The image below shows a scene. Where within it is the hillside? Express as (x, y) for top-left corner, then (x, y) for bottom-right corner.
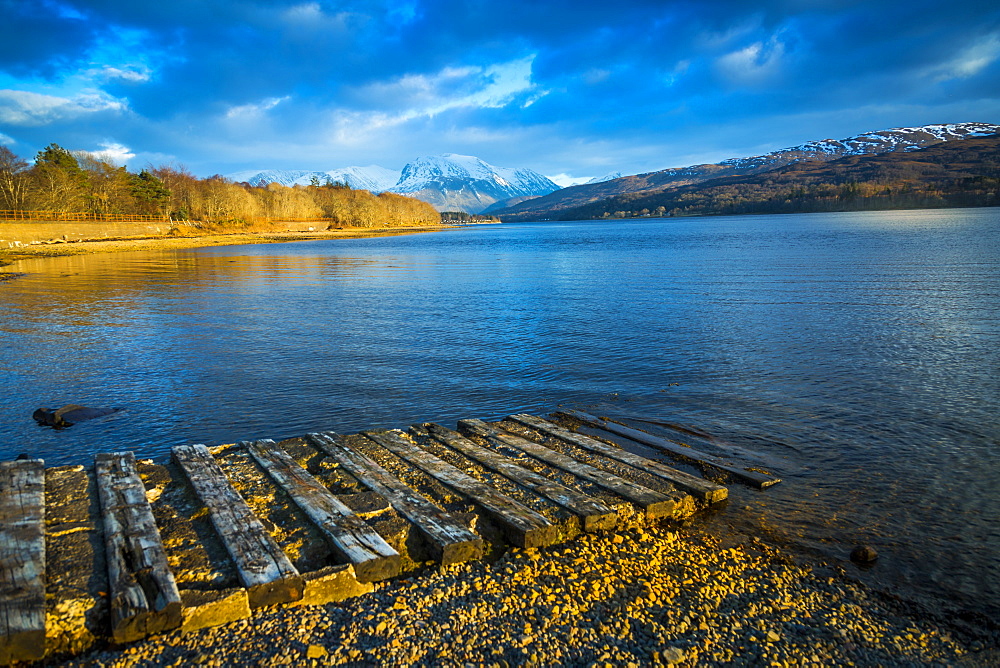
(493, 122), (1000, 221)
(555, 133), (1000, 220)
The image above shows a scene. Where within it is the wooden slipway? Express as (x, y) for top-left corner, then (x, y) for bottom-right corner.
(0, 412), (758, 664)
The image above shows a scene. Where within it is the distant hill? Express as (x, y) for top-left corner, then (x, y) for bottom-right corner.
(557, 133), (1000, 219)
(230, 154), (558, 213)
(492, 122), (1000, 221)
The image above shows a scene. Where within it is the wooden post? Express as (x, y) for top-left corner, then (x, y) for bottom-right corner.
(362, 430), (559, 549)
(508, 414), (728, 504)
(308, 432), (484, 567)
(558, 410), (781, 489)
(414, 423), (618, 532)
(241, 439), (401, 583)
(172, 445), (304, 608)
(0, 459), (46, 664)
(458, 419), (682, 520)
(94, 452), (182, 643)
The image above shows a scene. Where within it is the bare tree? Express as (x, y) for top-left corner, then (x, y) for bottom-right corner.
(0, 146), (30, 210)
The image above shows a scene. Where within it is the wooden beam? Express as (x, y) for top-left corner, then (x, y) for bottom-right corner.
(242, 439), (401, 583)
(414, 423), (617, 532)
(362, 430), (558, 549)
(95, 452), (183, 643)
(308, 432), (484, 567)
(458, 419), (681, 520)
(507, 414), (728, 504)
(172, 445), (303, 608)
(0, 459), (46, 664)
(557, 410), (781, 489)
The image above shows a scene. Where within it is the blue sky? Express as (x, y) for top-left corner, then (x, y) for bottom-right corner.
(1, 0), (998, 185)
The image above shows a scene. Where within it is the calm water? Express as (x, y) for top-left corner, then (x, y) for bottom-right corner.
(2, 210), (998, 617)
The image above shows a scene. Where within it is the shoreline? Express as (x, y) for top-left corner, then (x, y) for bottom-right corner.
(61, 520), (998, 667)
(0, 225), (449, 273)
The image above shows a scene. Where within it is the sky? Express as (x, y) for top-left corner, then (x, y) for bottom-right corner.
(1, 1), (998, 186)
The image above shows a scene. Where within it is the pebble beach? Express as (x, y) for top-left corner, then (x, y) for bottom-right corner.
(62, 523), (998, 667)
(8, 226), (996, 667)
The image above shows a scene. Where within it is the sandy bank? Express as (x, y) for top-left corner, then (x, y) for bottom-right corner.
(0, 225), (448, 272)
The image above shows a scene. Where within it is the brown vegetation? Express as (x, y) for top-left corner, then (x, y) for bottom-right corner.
(558, 134), (1000, 220)
(0, 144), (439, 229)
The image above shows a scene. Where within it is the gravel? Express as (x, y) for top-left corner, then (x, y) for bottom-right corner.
(57, 523), (997, 667)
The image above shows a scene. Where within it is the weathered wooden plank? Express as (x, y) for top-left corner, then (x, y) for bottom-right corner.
(95, 452), (182, 643)
(308, 432), (484, 567)
(172, 445), (303, 608)
(458, 419), (681, 520)
(362, 430), (558, 549)
(0, 459), (46, 664)
(242, 439), (401, 583)
(414, 423), (618, 532)
(508, 414), (729, 504)
(558, 410), (781, 489)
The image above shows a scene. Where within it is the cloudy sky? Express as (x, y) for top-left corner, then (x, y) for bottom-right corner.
(1, 0), (998, 185)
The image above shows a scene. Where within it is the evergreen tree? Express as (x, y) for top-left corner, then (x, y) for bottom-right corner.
(129, 170), (171, 215)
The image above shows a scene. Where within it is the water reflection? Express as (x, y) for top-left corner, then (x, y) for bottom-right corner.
(1, 210), (999, 619)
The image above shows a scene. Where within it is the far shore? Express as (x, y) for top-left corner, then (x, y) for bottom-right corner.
(0, 224), (450, 273)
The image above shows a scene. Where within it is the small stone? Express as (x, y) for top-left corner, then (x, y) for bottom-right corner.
(306, 645), (327, 659)
(661, 647), (685, 665)
(850, 545), (878, 564)
(766, 630), (780, 643)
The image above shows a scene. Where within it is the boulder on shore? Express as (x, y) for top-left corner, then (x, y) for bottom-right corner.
(33, 405), (123, 429)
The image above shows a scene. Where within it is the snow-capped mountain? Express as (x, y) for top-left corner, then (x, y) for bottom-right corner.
(228, 154), (556, 213)
(719, 122), (1000, 173)
(388, 154), (559, 212)
(492, 122), (1000, 220)
(230, 165), (400, 192)
(585, 172), (624, 184)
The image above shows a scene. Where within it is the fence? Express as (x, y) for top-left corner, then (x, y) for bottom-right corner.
(0, 210), (170, 223)
(0, 210), (346, 225)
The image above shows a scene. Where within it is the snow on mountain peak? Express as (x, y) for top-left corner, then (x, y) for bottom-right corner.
(230, 165), (400, 191)
(720, 122), (1000, 171)
(389, 154), (558, 212)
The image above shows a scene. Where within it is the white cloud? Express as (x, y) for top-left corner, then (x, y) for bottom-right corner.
(327, 57), (544, 142)
(928, 32), (1000, 82)
(281, 3), (351, 31)
(716, 37), (786, 85)
(92, 65), (152, 83)
(81, 142), (136, 165)
(224, 96), (290, 120)
(0, 89), (127, 126)
(358, 56), (540, 117)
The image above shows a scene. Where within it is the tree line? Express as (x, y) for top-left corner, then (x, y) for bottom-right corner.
(0, 143), (440, 228)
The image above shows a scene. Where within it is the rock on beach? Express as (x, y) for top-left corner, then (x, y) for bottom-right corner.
(59, 524), (994, 667)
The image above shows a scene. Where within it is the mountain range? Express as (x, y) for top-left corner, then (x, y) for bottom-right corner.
(230, 122), (999, 218)
(560, 132), (1000, 219)
(230, 154), (559, 213)
(488, 122), (1000, 220)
